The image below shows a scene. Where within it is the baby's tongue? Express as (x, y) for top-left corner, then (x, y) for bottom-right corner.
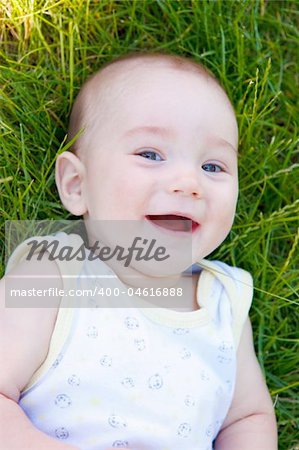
(147, 215), (191, 232)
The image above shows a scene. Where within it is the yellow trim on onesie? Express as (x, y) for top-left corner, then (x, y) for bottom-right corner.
(197, 260), (253, 346)
(6, 234), (84, 393)
(23, 302), (74, 392)
(138, 261), (253, 345)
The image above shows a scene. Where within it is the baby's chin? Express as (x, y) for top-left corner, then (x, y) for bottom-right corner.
(109, 258), (196, 310)
(129, 258), (191, 279)
(101, 252), (191, 281)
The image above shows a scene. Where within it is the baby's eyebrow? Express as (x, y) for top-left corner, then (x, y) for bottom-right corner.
(124, 126), (238, 153)
(124, 126), (174, 139)
(216, 138), (238, 154)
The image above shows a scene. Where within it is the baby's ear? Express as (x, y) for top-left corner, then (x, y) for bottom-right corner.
(55, 151), (87, 216)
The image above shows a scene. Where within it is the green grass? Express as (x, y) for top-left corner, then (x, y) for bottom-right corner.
(0, 0), (298, 448)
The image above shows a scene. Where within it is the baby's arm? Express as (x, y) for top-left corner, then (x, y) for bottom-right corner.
(214, 318), (277, 450)
(0, 257), (78, 450)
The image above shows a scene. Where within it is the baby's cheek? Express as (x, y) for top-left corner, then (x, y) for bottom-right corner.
(208, 197), (236, 235)
(113, 177), (136, 200)
(109, 176), (145, 217)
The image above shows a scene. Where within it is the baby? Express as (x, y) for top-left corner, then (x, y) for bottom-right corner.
(0, 53), (277, 450)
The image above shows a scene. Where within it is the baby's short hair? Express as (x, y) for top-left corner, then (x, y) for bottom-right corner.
(67, 52), (224, 154)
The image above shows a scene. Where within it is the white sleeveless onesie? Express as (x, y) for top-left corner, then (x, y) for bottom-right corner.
(7, 233), (253, 450)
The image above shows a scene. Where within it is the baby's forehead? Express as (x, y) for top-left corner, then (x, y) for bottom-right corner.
(82, 58), (229, 128)
(87, 57), (218, 101)
(70, 56), (236, 155)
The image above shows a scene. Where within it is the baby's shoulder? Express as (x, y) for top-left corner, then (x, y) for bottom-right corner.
(0, 249), (63, 401)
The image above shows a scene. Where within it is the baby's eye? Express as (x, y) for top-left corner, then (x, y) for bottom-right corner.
(137, 149), (164, 161)
(202, 163), (223, 173)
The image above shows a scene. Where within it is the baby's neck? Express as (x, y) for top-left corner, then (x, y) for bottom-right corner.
(105, 259), (200, 312)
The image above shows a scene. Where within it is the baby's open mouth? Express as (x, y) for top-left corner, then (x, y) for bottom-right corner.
(145, 214), (199, 232)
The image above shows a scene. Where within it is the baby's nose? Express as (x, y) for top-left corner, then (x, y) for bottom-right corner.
(168, 165), (202, 198)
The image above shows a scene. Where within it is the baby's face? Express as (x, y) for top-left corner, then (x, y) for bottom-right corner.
(80, 64), (238, 262)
